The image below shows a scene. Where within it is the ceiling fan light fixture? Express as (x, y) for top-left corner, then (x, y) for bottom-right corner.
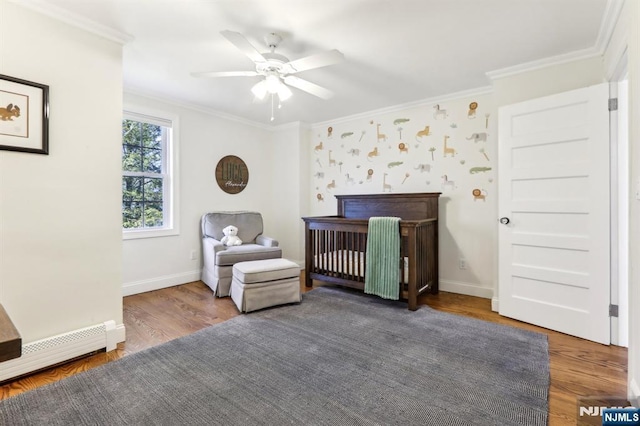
(251, 80), (267, 99)
(277, 83), (292, 101)
(265, 73), (281, 94)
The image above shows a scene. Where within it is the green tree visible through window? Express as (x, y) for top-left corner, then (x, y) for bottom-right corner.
(122, 119), (167, 229)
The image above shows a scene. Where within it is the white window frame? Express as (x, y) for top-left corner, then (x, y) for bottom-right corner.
(122, 106), (179, 240)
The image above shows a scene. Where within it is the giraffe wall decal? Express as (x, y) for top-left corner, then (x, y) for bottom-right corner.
(443, 135), (456, 157)
(382, 173), (392, 192)
(328, 150), (336, 166)
(376, 123), (387, 143)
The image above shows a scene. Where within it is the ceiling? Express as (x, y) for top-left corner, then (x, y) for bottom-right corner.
(25, 0), (611, 126)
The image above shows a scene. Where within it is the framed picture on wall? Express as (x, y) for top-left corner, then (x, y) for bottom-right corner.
(0, 74), (49, 155)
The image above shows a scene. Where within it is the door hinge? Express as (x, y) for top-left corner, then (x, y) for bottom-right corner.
(609, 98), (618, 111)
(609, 304), (619, 317)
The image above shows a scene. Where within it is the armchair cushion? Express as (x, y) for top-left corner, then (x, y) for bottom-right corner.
(215, 244), (282, 266)
(202, 211), (265, 244)
(256, 235), (279, 247)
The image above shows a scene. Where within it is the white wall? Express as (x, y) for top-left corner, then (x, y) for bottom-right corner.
(307, 92), (497, 298)
(122, 93), (284, 294)
(268, 122), (310, 264)
(0, 1), (124, 342)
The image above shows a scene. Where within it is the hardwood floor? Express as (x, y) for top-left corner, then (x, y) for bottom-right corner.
(0, 279), (628, 425)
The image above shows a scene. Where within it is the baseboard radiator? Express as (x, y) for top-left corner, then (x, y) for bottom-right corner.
(0, 320), (117, 382)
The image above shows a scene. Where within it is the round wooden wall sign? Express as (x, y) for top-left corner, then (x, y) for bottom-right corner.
(215, 155), (249, 194)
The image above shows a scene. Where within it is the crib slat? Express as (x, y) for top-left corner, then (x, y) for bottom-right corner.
(317, 229), (322, 272)
(316, 231), (320, 272)
(346, 232), (352, 280)
(338, 229), (343, 278)
(325, 229), (330, 273)
(353, 232), (358, 280)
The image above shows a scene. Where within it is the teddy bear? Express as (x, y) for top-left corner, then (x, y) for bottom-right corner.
(220, 225), (243, 247)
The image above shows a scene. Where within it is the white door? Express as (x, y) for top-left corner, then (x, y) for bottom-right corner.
(498, 84), (610, 344)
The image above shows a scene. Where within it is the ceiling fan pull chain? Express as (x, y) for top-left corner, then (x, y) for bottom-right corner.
(270, 94), (275, 122)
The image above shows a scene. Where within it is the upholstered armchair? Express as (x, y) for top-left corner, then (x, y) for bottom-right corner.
(201, 211), (282, 296)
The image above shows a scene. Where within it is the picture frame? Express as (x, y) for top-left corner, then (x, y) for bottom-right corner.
(0, 74), (49, 155)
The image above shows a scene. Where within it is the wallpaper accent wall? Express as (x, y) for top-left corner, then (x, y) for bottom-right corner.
(308, 93), (497, 297)
(311, 95), (494, 205)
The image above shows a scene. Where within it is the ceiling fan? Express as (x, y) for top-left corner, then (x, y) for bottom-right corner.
(192, 30), (344, 102)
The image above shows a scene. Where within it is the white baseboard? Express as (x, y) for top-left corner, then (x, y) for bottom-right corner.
(112, 323), (126, 348)
(630, 378), (640, 406)
(122, 270), (201, 296)
(439, 279), (493, 299)
(0, 320), (122, 382)
(491, 297), (499, 312)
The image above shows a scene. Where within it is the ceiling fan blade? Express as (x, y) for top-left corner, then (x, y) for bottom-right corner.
(220, 30), (266, 64)
(191, 71), (259, 78)
(283, 76), (335, 100)
(284, 49), (344, 73)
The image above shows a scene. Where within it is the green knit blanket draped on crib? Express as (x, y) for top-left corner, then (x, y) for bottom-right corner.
(364, 216), (401, 300)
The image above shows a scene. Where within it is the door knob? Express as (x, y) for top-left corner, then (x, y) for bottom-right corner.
(499, 217), (510, 225)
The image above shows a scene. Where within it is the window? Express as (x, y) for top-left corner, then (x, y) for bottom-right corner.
(122, 108), (178, 239)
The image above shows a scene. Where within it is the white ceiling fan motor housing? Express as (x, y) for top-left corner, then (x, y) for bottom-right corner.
(256, 33), (293, 76)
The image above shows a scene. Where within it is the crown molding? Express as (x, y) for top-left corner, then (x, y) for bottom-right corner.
(485, 48), (601, 81)
(8, 0), (133, 44)
(311, 85), (493, 128)
(124, 89), (273, 131)
(595, 0), (626, 54)
(601, 0), (628, 80)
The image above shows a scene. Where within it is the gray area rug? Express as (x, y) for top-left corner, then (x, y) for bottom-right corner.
(0, 287), (549, 425)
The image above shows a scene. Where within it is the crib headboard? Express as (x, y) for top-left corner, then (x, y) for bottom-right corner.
(335, 192), (440, 220)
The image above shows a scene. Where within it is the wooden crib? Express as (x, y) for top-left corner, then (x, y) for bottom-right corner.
(302, 192), (440, 310)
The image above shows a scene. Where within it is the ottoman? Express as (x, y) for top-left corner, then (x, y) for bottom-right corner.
(230, 258), (301, 313)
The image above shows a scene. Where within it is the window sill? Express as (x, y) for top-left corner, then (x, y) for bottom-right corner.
(123, 227), (179, 240)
